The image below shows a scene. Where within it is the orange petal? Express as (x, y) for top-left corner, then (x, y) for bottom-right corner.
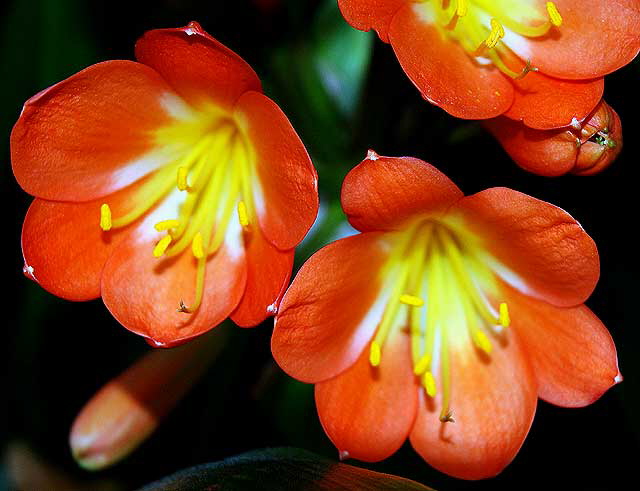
(484, 117), (579, 176)
(101, 217), (247, 347)
(503, 282), (620, 408)
(135, 21), (262, 110)
(234, 90), (318, 250)
(504, 70), (603, 130)
(337, 0), (405, 42)
(455, 187), (599, 307)
(341, 153), (463, 232)
(11, 61), (175, 201)
(315, 331), (418, 462)
(388, 4), (514, 120)
(231, 226), (294, 327)
(410, 333), (538, 480)
(272, 233), (389, 383)
(515, 0), (640, 80)
(20, 176), (155, 301)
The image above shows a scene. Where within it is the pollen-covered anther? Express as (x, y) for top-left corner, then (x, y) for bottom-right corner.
(154, 219), (180, 232)
(484, 19), (505, 49)
(546, 2), (563, 27)
(237, 200), (249, 227)
(414, 354), (431, 376)
(400, 294), (424, 307)
(369, 341), (382, 367)
(176, 166), (190, 191)
(472, 329), (493, 354)
(100, 204), (112, 231)
(153, 235), (172, 258)
(455, 0), (468, 17)
(423, 371), (437, 397)
(498, 302), (510, 327)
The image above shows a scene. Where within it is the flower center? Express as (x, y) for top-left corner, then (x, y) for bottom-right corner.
(99, 102), (257, 314)
(415, 0), (563, 78)
(370, 218), (510, 422)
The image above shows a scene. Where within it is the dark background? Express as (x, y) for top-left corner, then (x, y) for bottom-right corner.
(2, 0), (638, 489)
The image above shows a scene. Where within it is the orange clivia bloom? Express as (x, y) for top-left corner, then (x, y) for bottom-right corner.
(485, 99), (622, 176)
(272, 151), (620, 479)
(338, 0), (640, 129)
(11, 22), (318, 347)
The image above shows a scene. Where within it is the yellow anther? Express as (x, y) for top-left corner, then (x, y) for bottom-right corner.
(456, 0), (467, 17)
(177, 166), (189, 191)
(499, 302), (511, 327)
(413, 354), (431, 376)
(473, 329), (493, 354)
(400, 294), (424, 307)
(154, 219), (180, 232)
(485, 18), (505, 49)
(369, 341), (382, 367)
(546, 2), (563, 27)
(153, 235), (173, 258)
(192, 232), (205, 259)
(423, 371), (437, 397)
(99, 204), (112, 231)
(237, 200), (249, 227)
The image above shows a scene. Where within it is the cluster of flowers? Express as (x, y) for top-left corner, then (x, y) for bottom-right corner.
(10, 0), (639, 481)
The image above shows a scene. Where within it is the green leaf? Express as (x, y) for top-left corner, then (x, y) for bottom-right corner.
(137, 447), (435, 491)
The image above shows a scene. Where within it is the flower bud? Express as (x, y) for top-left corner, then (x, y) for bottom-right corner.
(484, 100), (622, 176)
(69, 327), (226, 470)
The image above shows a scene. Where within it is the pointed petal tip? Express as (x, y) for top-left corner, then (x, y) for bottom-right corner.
(365, 149), (380, 161)
(614, 372), (623, 385)
(338, 449), (350, 461)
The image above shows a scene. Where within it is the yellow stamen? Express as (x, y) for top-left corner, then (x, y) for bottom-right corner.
(499, 302), (510, 327)
(423, 371), (437, 397)
(154, 219), (180, 232)
(177, 166), (189, 191)
(192, 232), (205, 259)
(400, 294), (424, 307)
(237, 200), (249, 226)
(484, 18), (505, 49)
(546, 2), (563, 27)
(473, 329), (493, 354)
(456, 0), (467, 17)
(100, 204), (112, 231)
(153, 235), (172, 258)
(369, 341), (382, 367)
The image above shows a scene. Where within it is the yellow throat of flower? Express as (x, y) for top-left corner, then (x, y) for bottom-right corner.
(100, 102), (257, 315)
(370, 218), (510, 423)
(416, 0), (563, 78)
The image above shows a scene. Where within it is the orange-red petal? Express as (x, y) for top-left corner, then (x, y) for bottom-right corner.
(410, 334), (537, 480)
(504, 70), (603, 130)
(135, 22), (262, 110)
(454, 187), (599, 307)
(230, 226), (294, 327)
(11, 61), (175, 201)
(272, 233), (388, 383)
(315, 331), (418, 462)
(20, 176), (155, 301)
(337, 0), (405, 42)
(388, 5), (514, 120)
(234, 90), (318, 250)
(341, 153), (463, 232)
(503, 282), (620, 408)
(518, 0), (640, 80)
(101, 223), (247, 347)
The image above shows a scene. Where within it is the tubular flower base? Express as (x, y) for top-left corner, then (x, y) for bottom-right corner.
(338, 0), (640, 128)
(271, 151), (621, 480)
(11, 22), (318, 347)
(485, 99), (622, 176)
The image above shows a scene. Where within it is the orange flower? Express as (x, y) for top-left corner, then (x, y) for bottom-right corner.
(11, 22), (318, 347)
(485, 99), (622, 176)
(338, 0), (640, 128)
(271, 151), (620, 479)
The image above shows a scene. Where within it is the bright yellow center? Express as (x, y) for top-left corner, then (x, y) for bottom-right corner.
(415, 0), (563, 78)
(99, 102), (257, 314)
(370, 217), (510, 422)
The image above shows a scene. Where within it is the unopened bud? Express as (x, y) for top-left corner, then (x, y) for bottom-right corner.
(69, 327), (226, 470)
(484, 100), (622, 176)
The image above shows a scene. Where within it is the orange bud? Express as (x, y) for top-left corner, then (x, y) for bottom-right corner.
(69, 327), (226, 470)
(485, 100), (622, 176)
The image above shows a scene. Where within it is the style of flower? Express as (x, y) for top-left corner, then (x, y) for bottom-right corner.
(11, 22), (318, 347)
(485, 99), (622, 176)
(338, 0), (640, 129)
(271, 151), (620, 479)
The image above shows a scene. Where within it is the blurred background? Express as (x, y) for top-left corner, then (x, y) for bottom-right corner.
(1, 0), (638, 489)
